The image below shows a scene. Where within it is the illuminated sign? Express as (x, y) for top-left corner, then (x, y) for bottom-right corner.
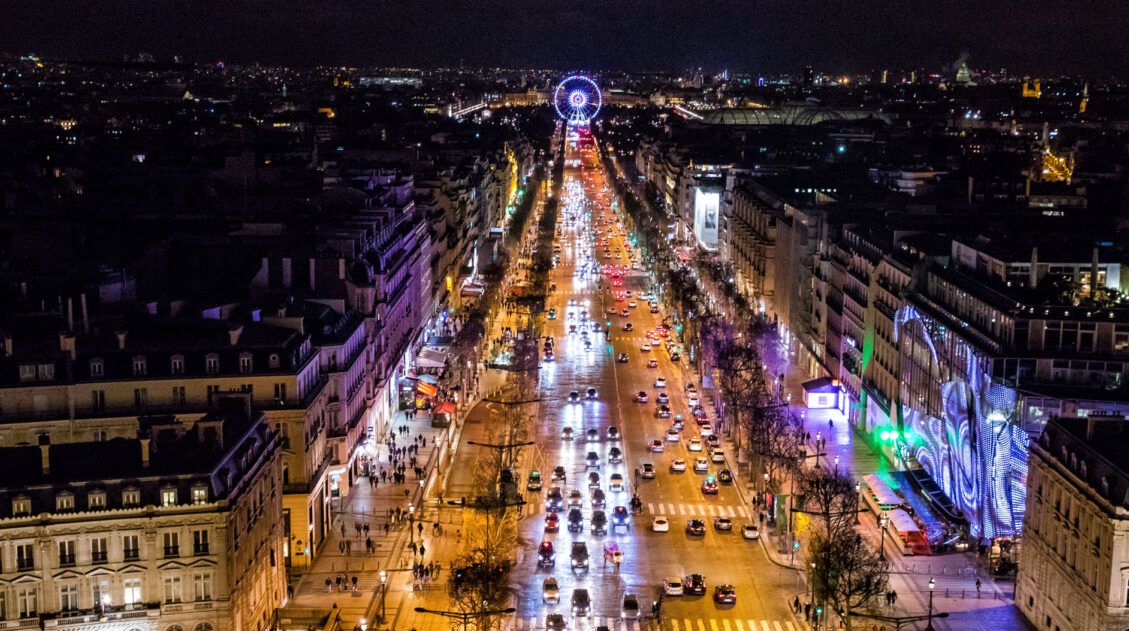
(693, 188), (720, 249)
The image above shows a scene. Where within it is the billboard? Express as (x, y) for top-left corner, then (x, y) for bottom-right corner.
(693, 188), (720, 249)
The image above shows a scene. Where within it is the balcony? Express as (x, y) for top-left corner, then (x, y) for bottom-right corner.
(58, 554), (76, 567)
(16, 559), (34, 571)
(163, 545), (179, 558)
(92, 551), (108, 564)
(193, 544), (210, 556)
(123, 549), (140, 562)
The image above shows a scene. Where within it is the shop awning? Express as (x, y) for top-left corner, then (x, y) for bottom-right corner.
(418, 374), (440, 385)
(434, 401), (456, 416)
(415, 346), (448, 369)
(416, 381), (438, 397)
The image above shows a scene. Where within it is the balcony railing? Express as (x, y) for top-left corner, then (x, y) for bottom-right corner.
(193, 544), (209, 556)
(163, 545), (179, 558)
(92, 550), (108, 564)
(58, 554), (76, 567)
(123, 549), (140, 561)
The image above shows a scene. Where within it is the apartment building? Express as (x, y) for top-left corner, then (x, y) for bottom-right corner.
(0, 402), (285, 631)
(1017, 414), (1129, 631)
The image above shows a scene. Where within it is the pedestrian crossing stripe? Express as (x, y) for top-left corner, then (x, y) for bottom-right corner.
(509, 618), (795, 631)
(647, 503), (748, 519)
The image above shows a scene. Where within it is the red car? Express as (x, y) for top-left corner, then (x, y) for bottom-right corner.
(544, 512), (560, 532)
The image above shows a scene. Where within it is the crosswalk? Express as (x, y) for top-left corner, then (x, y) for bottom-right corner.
(525, 501), (749, 520)
(508, 617), (797, 631)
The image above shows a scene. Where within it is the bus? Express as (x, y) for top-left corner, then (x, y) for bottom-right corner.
(887, 508), (930, 556)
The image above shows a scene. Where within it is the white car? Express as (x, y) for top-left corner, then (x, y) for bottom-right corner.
(649, 439), (665, 453)
(670, 458), (687, 472)
(654, 377), (667, 388)
(694, 457), (709, 472)
(665, 428), (681, 443)
(543, 577), (560, 603)
(663, 576), (684, 596)
(652, 516), (670, 532)
(609, 473), (625, 492)
(742, 523), (760, 540)
(628, 301), (637, 308)
(687, 438), (703, 452)
(687, 394), (701, 407)
(710, 448), (726, 464)
(700, 423), (714, 437)
(641, 342), (651, 352)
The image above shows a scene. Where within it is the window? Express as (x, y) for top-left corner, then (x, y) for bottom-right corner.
(161, 487), (178, 507)
(122, 578), (142, 606)
(89, 358), (104, 377)
(162, 576), (182, 604)
(122, 534), (140, 561)
(192, 529), (210, 555)
(38, 363), (55, 381)
(16, 543), (34, 570)
(12, 496), (31, 516)
(122, 487), (140, 507)
(133, 387), (149, 407)
(18, 364), (36, 382)
(172, 386), (186, 405)
(191, 485), (208, 506)
(17, 587), (37, 618)
(194, 623), (214, 631)
(56, 492), (75, 511)
(89, 490), (106, 508)
(91, 536), (109, 563)
(192, 572), (213, 601)
(239, 353), (254, 374)
(269, 353), (281, 369)
(163, 531), (180, 557)
(132, 356), (147, 376)
(92, 429), (108, 442)
(59, 584), (79, 612)
(274, 383), (288, 402)
(58, 540), (76, 566)
(91, 389), (106, 411)
(170, 355), (185, 375)
(205, 354), (219, 375)
(92, 580), (110, 608)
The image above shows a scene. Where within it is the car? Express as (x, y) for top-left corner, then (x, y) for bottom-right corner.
(606, 426), (620, 440)
(620, 309), (629, 317)
(542, 577), (560, 603)
(701, 476), (719, 495)
(694, 457), (709, 472)
(547, 308), (557, 320)
(650, 305), (660, 314)
(714, 516), (733, 531)
(553, 466), (567, 481)
(691, 405), (707, 419)
(713, 584), (737, 604)
(654, 376), (667, 388)
(570, 542), (590, 570)
(546, 488), (565, 511)
(586, 451), (600, 467)
(591, 510), (608, 535)
(544, 351), (555, 362)
(651, 515), (670, 532)
(571, 588), (591, 614)
(710, 448), (726, 464)
(587, 471), (601, 488)
(656, 392), (670, 404)
(591, 488), (606, 507)
(544, 512), (560, 532)
(705, 434), (721, 448)
(569, 324), (577, 333)
(622, 593), (640, 620)
(609, 473), (624, 491)
(527, 470), (543, 491)
(686, 519), (706, 536)
(628, 301), (637, 308)
(647, 358), (659, 368)
(670, 351), (681, 361)
(585, 387), (598, 399)
(561, 427), (574, 440)
(586, 428), (600, 442)
(655, 405), (672, 419)
(683, 573), (707, 595)
(717, 468), (733, 484)
(567, 508), (584, 533)
(665, 428), (681, 443)
(700, 423), (714, 436)
(634, 391), (649, 403)
(670, 458), (687, 472)
(685, 383), (698, 394)
(617, 353), (629, 363)
(645, 330), (657, 340)
(567, 489), (584, 507)
(640, 342), (651, 352)
(664, 576), (685, 596)
(568, 299), (578, 306)
(742, 523), (760, 540)
(688, 437), (703, 452)
(622, 322), (634, 331)
(649, 439), (664, 453)
(640, 462), (656, 478)
(538, 541), (556, 566)
(672, 416), (685, 431)
(611, 505), (630, 525)
(687, 394), (701, 407)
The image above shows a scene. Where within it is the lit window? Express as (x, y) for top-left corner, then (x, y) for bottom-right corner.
(132, 356), (147, 377)
(160, 487), (177, 507)
(89, 490), (107, 509)
(205, 354), (219, 375)
(89, 358), (105, 377)
(170, 355), (185, 375)
(122, 488), (140, 507)
(12, 496), (31, 516)
(191, 485), (208, 505)
(122, 578), (142, 606)
(55, 492), (75, 512)
(239, 353), (253, 374)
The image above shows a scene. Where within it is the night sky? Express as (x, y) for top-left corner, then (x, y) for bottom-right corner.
(3, 0), (1127, 75)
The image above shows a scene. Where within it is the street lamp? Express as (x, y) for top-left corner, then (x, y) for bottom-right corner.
(834, 454), (840, 471)
(408, 504), (415, 543)
(925, 577), (936, 630)
(378, 570), (387, 624)
(878, 512), (889, 561)
(854, 480), (862, 525)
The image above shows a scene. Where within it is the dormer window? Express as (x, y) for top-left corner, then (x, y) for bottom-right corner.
(170, 354), (185, 375)
(55, 492), (75, 512)
(89, 490), (107, 509)
(89, 358), (104, 378)
(160, 486), (178, 507)
(205, 353), (219, 375)
(268, 353), (281, 369)
(191, 484), (208, 505)
(239, 353), (253, 374)
(12, 495), (31, 516)
(132, 356), (147, 377)
(122, 487), (140, 507)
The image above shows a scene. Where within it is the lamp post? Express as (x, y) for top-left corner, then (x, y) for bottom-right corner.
(408, 504), (415, 544)
(925, 577), (936, 631)
(834, 454), (840, 472)
(878, 512), (889, 561)
(378, 571), (387, 624)
(854, 480), (862, 525)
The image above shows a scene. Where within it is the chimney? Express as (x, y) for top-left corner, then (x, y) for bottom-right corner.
(1091, 247), (1100, 298)
(80, 293), (90, 334)
(59, 333), (76, 360)
(3, 334), (11, 356)
(338, 257), (347, 280)
(139, 437), (150, 468)
(66, 297), (74, 332)
(115, 330), (128, 350)
(228, 325), (244, 346)
(1029, 247), (1038, 288)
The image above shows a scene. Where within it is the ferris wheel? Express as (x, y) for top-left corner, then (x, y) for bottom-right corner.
(554, 75), (602, 125)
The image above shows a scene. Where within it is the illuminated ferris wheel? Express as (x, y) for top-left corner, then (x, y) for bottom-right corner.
(554, 75), (602, 125)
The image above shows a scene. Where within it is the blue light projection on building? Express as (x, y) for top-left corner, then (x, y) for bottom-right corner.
(895, 305), (1029, 540)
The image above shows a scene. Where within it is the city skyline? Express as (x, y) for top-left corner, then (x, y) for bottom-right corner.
(2, 0), (1127, 76)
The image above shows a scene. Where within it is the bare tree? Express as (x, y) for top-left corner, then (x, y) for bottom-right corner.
(807, 529), (889, 630)
(797, 467), (862, 540)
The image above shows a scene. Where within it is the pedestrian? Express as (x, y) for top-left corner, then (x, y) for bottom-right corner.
(344, 540), (351, 554)
(433, 521), (441, 535)
(804, 603), (811, 620)
(335, 576), (342, 591)
(409, 541), (417, 555)
(366, 538), (373, 553)
(419, 543), (426, 557)
(351, 576), (358, 591)
(792, 596), (800, 613)
(363, 523), (370, 536)
(975, 578), (981, 598)
(890, 589), (897, 605)
(325, 578), (332, 592)
(417, 522), (424, 538)
(340, 523), (346, 538)
(829, 418), (834, 429)
(339, 540), (345, 553)
(381, 470), (387, 483)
